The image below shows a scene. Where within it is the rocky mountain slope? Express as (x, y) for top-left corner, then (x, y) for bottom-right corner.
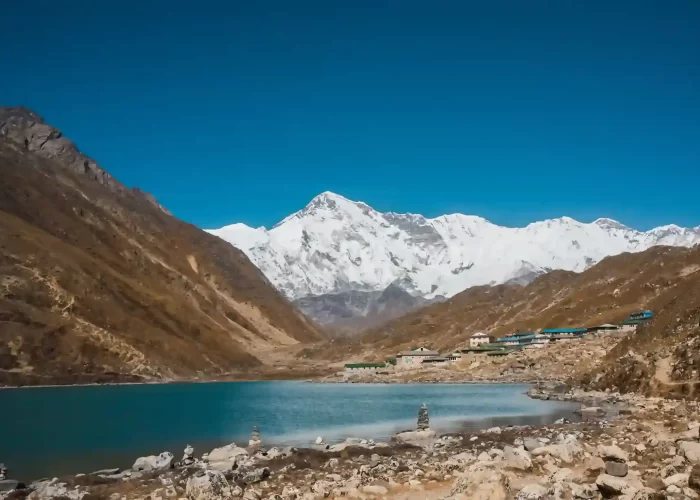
(208, 192), (700, 302)
(311, 245), (700, 364)
(293, 284), (443, 334)
(0, 107), (323, 386)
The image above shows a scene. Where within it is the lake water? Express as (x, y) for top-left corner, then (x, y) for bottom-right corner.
(0, 381), (576, 481)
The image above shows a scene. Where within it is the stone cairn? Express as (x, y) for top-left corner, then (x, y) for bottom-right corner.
(182, 445), (194, 466)
(0, 463), (6, 480)
(249, 426), (262, 450)
(417, 403), (429, 430)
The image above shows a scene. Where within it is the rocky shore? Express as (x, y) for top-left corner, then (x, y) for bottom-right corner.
(3, 384), (700, 500)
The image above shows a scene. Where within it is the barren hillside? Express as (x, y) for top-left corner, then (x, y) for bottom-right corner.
(0, 107), (324, 386)
(313, 245), (700, 364)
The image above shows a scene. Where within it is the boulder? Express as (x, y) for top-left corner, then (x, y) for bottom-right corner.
(570, 483), (599, 499)
(679, 441), (700, 464)
(132, 452), (174, 471)
(185, 470), (232, 500)
(596, 474), (638, 496)
(690, 465), (700, 492)
(605, 461), (628, 477)
(315, 437), (324, 445)
(516, 484), (549, 500)
(605, 460), (628, 477)
(531, 435), (582, 463)
(584, 457), (606, 474)
(208, 444), (249, 463)
(631, 487), (663, 499)
(394, 429), (436, 445)
(27, 480), (83, 500)
(503, 446), (532, 471)
(598, 445), (628, 463)
(550, 468), (573, 483)
(663, 473), (689, 488)
(233, 467), (270, 486)
(0, 480), (20, 492)
(523, 439), (541, 452)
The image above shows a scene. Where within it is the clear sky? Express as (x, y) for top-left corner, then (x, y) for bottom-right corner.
(2, 0), (699, 230)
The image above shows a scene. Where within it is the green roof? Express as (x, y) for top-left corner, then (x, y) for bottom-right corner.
(344, 363), (387, 369)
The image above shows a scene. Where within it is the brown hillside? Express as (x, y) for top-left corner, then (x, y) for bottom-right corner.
(0, 107), (323, 386)
(316, 245), (700, 362)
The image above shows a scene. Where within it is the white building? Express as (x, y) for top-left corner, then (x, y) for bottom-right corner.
(469, 332), (494, 347)
(395, 347), (440, 370)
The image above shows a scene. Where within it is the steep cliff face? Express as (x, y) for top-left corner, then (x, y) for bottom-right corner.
(0, 107), (323, 386)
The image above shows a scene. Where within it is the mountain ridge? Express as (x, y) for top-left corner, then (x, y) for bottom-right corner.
(208, 191), (700, 300)
(0, 106), (324, 386)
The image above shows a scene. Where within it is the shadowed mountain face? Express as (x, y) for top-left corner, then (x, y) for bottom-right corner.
(293, 284), (444, 334)
(0, 107), (323, 386)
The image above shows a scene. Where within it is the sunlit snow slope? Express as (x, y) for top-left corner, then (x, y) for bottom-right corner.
(208, 192), (700, 299)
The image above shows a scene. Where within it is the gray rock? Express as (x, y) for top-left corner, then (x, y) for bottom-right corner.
(662, 473), (689, 488)
(233, 467), (270, 486)
(523, 438), (541, 452)
(26, 479), (84, 500)
(516, 484), (549, 499)
(598, 444), (629, 463)
(679, 441), (700, 464)
(596, 474), (638, 496)
(690, 465), (700, 492)
(132, 452), (173, 471)
(395, 429), (436, 445)
(570, 483), (599, 499)
(0, 480), (20, 492)
(605, 461), (628, 477)
(185, 470), (232, 500)
(503, 446), (533, 471)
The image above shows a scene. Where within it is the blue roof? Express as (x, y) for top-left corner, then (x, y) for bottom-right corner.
(541, 328), (587, 333)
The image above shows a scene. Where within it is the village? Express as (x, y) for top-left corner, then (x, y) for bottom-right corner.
(341, 310), (654, 378)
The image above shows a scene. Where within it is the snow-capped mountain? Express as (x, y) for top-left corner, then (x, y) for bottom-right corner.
(207, 192), (700, 300)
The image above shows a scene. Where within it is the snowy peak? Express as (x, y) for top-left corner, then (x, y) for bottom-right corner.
(594, 218), (630, 231)
(207, 192), (700, 300)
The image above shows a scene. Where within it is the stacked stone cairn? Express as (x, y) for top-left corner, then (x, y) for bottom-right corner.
(0, 464), (6, 481)
(417, 403), (429, 430)
(249, 425), (262, 450)
(182, 445), (194, 466)
(599, 445), (629, 478)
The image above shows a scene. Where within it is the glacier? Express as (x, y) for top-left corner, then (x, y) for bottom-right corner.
(207, 191), (700, 300)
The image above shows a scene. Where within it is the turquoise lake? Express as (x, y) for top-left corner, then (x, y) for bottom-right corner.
(0, 381), (576, 481)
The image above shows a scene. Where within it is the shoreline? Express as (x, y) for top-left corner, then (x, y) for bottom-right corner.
(5, 384), (686, 500)
(2, 383), (574, 481)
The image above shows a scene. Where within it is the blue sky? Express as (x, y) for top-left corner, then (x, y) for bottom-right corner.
(2, 0), (699, 230)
